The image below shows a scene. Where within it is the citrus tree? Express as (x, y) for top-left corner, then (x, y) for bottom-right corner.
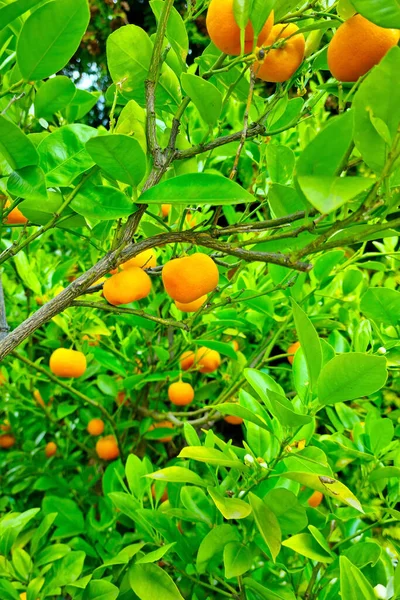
(0, 0), (400, 599)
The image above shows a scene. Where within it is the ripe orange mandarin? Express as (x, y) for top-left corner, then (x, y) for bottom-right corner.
(162, 253), (219, 303)
(206, 0), (274, 56)
(308, 490), (324, 508)
(96, 435), (120, 460)
(49, 348), (87, 378)
(327, 14), (399, 82)
(224, 415), (243, 425)
(87, 418), (105, 436)
(45, 441), (57, 457)
(161, 204), (171, 218)
(0, 434), (15, 449)
(254, 23), (305, 82)
(148, 420), (174, 443)
(168, 381), (195, 406)
(196, 346), (221, 374)
(121, 249), (157, 271)
(287, 341), (301, 365)
(180, 350), (195, 371)
(4, 201), (28, 225)
(103, 267), (151, 306)
(175, 295), (207, 313)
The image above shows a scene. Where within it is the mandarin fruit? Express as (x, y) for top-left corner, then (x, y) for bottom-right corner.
(121, 249), (157, 271)
(45, 441), (57, 457)
(327, 14), (399, 82)
(0, 434), (15, 449)
(254, 23), (305, 82)
(161, 204), (171, 218)
(148, 420), (174, 443)
(103, 267), (151, 306)
(308, 490), (324, 508)
(196, 346), (221, 374)
(224, 415), (243, 425)
(49, 348), (87, 378)
(168, 381), (195, 406)
(287, 341), (301, 365)
(206, 0), (274, 55)
(4, 201), (28, 225)
(162, 253), (219, 303)
(180, 350), (195, 371)
(87, 418), (105, 436)
(96, 435), (120, 460)
(175, 295), (207, 313)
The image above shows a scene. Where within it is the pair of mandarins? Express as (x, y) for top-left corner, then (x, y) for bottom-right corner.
(206, 0), (399, 83)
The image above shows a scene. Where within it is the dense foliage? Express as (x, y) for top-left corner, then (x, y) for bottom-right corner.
(0, 0), (400, 599)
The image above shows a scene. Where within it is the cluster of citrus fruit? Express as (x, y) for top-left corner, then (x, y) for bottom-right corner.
(206, 0), (399, 83)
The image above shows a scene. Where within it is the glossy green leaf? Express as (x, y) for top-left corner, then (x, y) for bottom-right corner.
(192, 339), (237, 360)
(266, 144), (295, 184)
(291, 299), (322, 391)
(340, 555), (376, 600)
(107, 24), (180, 110)
(243, 578), (289, 600)
(115, 99), (147, 153)
(344, 542), (381, 569)
(14, 250), (41, 294)
(244, 368), (285, 412)
(84, 580), (119, 600)
(248, 493), (281, 562)
(250, 0), (274, 37)
(223, 542), (252, 579)
(42, 551), (85, 595)
(19, 191), (84, 228)
(264, 489), (308, 536)
(0, 0), (43, 33)
(0, 115), (38, 170)
(208, 487), (252, 519)
(360, 287), (400, 328)
(369, 466), (400, 483)
(42, 496), (85, 537)
(146, 466), (207, 487)
(129, 562), (184, 600)
(7, 165), (47, 200)
(353, 47), (400, 173)
(213, 403), (271, 431)
(282, 533), (333, 562)
(137, 173), (254, 205)
(71, 183), (134, 220)
(196, 524), (240, 574)
(181, 74), (222, 126)
(318, 353), (388, 405)
(297, 175), (373, 214)
(281, 472), (363, 512)
(17, 0), (90, 80)
(34, 76), (76, 121)
(86, 134), (146, 188)
(38, 124), (97, 186)
(136, 543), (176, 565)
(351, 0), (400, 28)
(178, 447), (246, 470)
(150, 1), (188, 65)
(266, 388), (313, 428)
(65, 89), (100, 121)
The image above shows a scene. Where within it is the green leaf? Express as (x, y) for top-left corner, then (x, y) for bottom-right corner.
(266, 145), (295, 184)
(115, 99), (147, 153)
(34, 76), (76, 121)
(181, 74), (222, 126)
(0, 508), (40, 555)
(351, 0), (400, 28)
(243, 578), (289, 600)
(353, 47), (400, 174)
(0, 0), (43, 33)
(125, 454), (149, 499)
(318, 353), (388, 405)
(38, 124), (97, 186)
(340, 555), (376, 600)
(360, 287), (400, 328)
(65, 89), (100, 121)
(7, 165), (47, 200)
(250, 0), (274, 37)
(196, 524), (240, 574)
(248, 493), (281, 562)
(107, 24), (180, 110)
(108, 492), (140, 520)
(42, 551), (85, 595)
(192, 339), (237, 360)
(297, 175), (373, 214)
(268, 184), (304, 218)
(369, 466), (400, 483)
(178, 447), (246, 470)
(12, 548), (32, 581)
(0, 115), (38, 170)
(42, 496), (85, 537)
(136, 543), (176, 564)
(264, 489), (308, 536)
(233, 0), (251, 29)
(86, 134), (146, 188)
(282, 533), (334, 562)
(223, 542), (252, 579)
(71, 183), (134, 220)
(291, 299), (322, 391)
(146, 466), (207, 487)
(137, 173), (255, 205)
(208, 487), (252, 519)
(17, 0), (90, 80)
(281, 472), (363, 512)
(266, 388), (313, 428)
(129, 563), (184, 600)
(150, 1), (188, 66)
(314, 250), (345, 280)
(30, 512), (57, 555)
(244, 368), (285, 411)
(213, 403), (272, 431)
(83, 580), (119, 600)
(14, 250), (41, 294)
